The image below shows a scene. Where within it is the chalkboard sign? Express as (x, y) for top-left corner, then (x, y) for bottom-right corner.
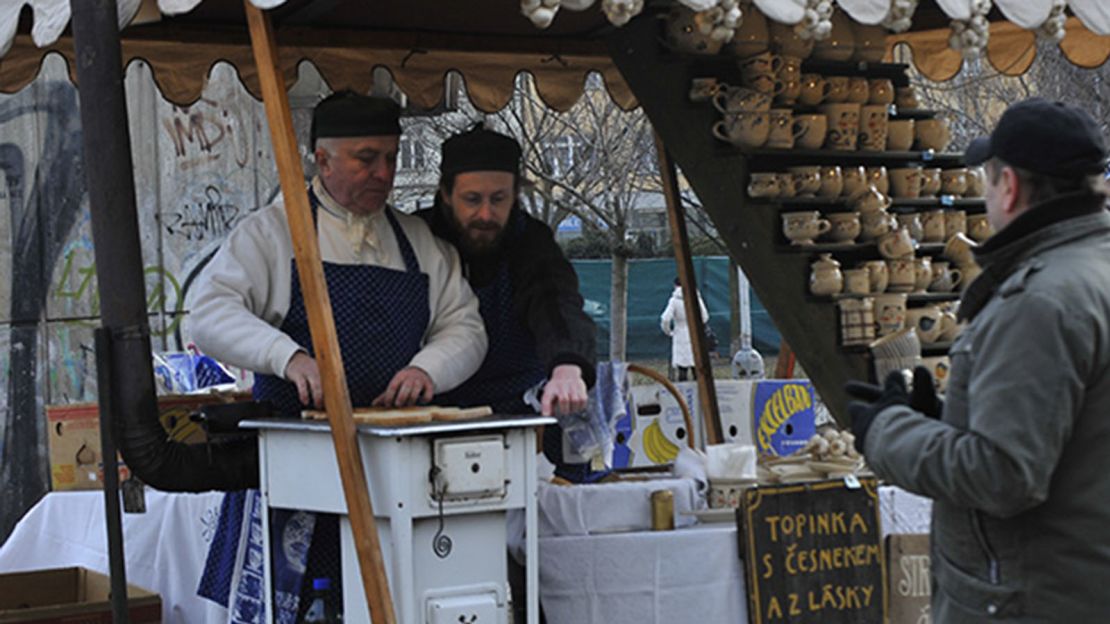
(887, 533), (931, 624)
(740, 479), (886, 624)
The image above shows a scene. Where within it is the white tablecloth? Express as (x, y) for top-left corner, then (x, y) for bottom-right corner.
(539, 524), (747, 624)
(0, 490), (228, 623)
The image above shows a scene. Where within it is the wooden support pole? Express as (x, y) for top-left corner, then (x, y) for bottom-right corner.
(654, 132), (723, 445)
(243, 4), (396, 622)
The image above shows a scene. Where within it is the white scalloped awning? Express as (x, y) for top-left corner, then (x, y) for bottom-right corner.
(1, 0), (1110, 99)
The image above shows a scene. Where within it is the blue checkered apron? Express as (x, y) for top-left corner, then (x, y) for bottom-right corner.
(199, 189), (430, 622)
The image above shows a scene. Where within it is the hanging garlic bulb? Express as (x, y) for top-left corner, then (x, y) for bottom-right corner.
(522, 0), (560, 28)
(949, 0), (991, 60)
(1037, 0), (1067, 42)
(694, 0), (743, 43)
(795, 0), (833, 41)
(881, 0), (918, 34)
(602, 0), (644, 26)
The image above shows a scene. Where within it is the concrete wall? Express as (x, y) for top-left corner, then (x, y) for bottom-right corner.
(0, 54), (343, 540)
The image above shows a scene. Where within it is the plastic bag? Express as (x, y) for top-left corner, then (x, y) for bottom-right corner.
(152, 348), (235, 395)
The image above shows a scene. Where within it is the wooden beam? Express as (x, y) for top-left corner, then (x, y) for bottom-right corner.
(655, 132), (723, 445)
(243, 4), (396, 622)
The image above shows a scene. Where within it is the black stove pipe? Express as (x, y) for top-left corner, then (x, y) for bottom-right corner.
(70, 0), (257, 493)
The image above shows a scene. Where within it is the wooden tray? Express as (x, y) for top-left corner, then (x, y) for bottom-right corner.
(301, 405), (493, 427)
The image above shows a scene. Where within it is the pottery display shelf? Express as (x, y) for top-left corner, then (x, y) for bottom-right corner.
(750, 196), (985, 212)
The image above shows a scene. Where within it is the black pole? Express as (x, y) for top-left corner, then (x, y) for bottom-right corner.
(95, 328), (129, 623)
(69, 3), (150, 621)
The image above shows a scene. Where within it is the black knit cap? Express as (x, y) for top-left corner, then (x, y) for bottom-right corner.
(965, 98), (1108, 179)
(310, 90), (401, 147)
(440, 124), (522, 177)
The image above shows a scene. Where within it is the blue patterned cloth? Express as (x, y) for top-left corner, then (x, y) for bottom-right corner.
(199, 189), (431, 621)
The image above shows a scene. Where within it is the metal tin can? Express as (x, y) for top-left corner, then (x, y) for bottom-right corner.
(651, 489), (675, 531)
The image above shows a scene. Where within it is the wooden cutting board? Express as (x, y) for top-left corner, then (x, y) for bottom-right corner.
(302, 405), (493, 427)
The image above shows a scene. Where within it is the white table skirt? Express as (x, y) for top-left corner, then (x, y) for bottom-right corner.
(539, 524), (747, 624)
(0, 490), (228, 623)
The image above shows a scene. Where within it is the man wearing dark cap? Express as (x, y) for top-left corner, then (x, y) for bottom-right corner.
(846, 98), (1110, 622)
(418, 125), (596, 465)
(191, 93), (486, 620)
(191, 91), (486, 414)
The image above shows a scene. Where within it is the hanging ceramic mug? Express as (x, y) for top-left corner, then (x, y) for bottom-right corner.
(820, 103), (861, 151)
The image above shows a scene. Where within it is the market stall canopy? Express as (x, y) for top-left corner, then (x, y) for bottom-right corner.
(1, 0), (1109, 108)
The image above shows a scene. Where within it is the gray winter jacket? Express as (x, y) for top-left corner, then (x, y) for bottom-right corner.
(864, 194), (1110, 622)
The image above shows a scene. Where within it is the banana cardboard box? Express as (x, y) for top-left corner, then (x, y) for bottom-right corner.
(617, 379), (820, 467)
(46, 392), (248, 491)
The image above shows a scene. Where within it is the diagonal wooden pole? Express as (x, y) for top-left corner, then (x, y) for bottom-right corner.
(243, 4), (396, 622)
(654, 131), (723, 445)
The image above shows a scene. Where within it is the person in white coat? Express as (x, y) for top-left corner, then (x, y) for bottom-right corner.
(660, 278), (709, 381)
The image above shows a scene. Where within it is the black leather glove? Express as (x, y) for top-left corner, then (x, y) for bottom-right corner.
(845, 366), (943, 419)
(846, 370), (911, 454)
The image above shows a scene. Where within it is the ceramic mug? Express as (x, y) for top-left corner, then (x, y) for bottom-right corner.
(940, 168), (968, 196)
(727, 3), (770, 58)
(742, 73), (786, 96)
(967, 213), (993, 242)
(944, 210), (968, 239)
(851, 22), (887, 63)
(860, 210), (897, 241)
(798, 74), (831, 107)
(885, 257), (916, 293)
(820, 103), (861, 150)
(783, 211), (831, 245)
(826, 211), (862, 243)
(819, 165), (843, 198)
(795, 114), (828, 150)
(841, 165), (868, 197)
(915, 117), (950, 151)
(873, 293), (908, 336)
(712, 112), (770, 148)
(965, 166), (986, 197)
(739, 50), (783, 77)
(859, 105), (890, 152)
(895, 86), (919, 109)
(921, 209), (946, 243)
(890, 166), (923, 198)
(788, 165), (822, 196)
(937, 312), (960, 342)
(768, 19), (815, 59)
(929, 260), (963, 293)
(913, 256), (933, 292)
(906, 305), (943, 344)
(843, 267), (871, 294)
(776, 79), (802, 106)
(896, 212), (923, 241)
(878, 227), (916, 259)
(887, 119), (916, 151)
(920, 355), (951, 392)
(768, 108), (805, 149)
(846, 77), (870, 104)
(747, 172), (780, 198)
(865, 166), (890, 195)
(944, 232), (978, 266)
(776, 172), (799, 198)
(868, 78), (894, 105)
(713, 85), (773, 113)
(826, 76), (850, 103)
(861, 260), (889, 293)
(851, 185), (892, 213)
(689, 77), (722, 102)
(920, 168), (942, 197)
(812, 11), (856, 62)
(838, 297), (876, 346)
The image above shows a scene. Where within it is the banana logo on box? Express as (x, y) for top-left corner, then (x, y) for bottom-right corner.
(641, 419), (680, 464)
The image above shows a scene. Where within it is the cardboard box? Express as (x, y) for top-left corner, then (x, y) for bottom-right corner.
(47, 393), (248, 491)
(0, 567), (161, 623)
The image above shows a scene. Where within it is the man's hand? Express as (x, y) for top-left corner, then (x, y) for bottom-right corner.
(846, 370), (912, 454)
(285, 351), (323, 408)
(373, 366), (434, 407)
(845, 366), (943, 419)
(541, 364), (589, 416)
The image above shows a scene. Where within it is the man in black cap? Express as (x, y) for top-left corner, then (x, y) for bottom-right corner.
(418, 125), (596, 465)
(191, 91), (486, 415)
(846, 98), (1110, 622)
